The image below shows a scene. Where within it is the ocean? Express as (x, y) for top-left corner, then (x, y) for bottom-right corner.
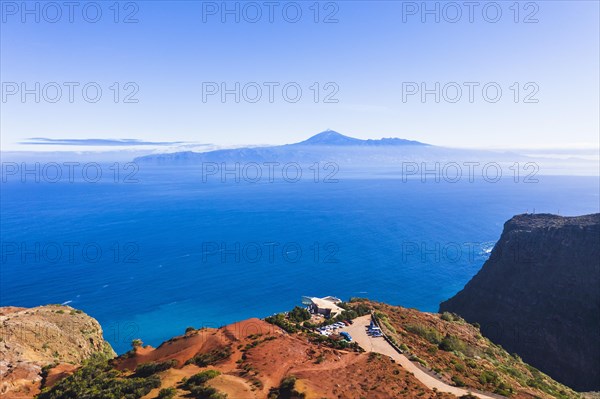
(1, 169), (598, 353)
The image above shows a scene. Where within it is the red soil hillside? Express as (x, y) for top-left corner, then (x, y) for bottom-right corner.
(107, 317), (455, 399)
(4, 301), (584, 399)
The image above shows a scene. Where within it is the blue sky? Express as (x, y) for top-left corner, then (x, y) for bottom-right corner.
(1, 1), (599, 152)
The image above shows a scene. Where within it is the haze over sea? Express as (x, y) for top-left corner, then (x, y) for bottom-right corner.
(1, 169), (598, 353)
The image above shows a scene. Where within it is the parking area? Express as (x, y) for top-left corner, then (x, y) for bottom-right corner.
(315, 320), (354, 340)
(344, 315), (390, 353)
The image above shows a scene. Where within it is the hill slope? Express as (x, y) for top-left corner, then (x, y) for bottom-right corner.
(31, 300), (582, 399)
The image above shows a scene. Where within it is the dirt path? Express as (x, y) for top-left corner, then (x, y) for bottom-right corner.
(344, 315), (497, 399)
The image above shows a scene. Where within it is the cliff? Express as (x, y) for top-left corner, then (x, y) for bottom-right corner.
(440, 213), (600, 391)
(0, 305), (115, 398)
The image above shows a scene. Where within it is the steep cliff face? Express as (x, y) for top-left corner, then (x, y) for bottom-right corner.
(440, 213), (600, 391)
(0, 305), (115, 398)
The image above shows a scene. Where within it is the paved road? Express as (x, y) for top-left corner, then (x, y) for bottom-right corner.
(344, 315), (497, 399)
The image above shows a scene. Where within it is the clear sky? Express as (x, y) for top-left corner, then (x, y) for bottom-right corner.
(1, 0), (599, 152)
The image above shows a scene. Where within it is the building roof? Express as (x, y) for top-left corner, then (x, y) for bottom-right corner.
(302, 296), (345, 316)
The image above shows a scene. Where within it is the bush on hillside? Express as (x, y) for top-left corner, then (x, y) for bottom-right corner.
(186, 346), (232, 367)
(180, 370), (226, 399)
(37, 354), (160, 399)
(404, 324), (443, 344)
(134, 359), (178, 377)
(439, 335), (467, 353)
(268, 376), (306, 399)
(288, 307), (311, 323)
(157, 387), (177, 399)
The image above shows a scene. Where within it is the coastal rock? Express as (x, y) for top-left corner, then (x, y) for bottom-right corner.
(0, 305), (115, 398)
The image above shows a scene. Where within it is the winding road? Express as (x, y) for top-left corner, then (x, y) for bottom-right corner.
(344, 315), (499, 399)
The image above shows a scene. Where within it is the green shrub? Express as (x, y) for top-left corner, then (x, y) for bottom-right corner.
(288, 307), (311, 323)
(187, 346), (232, 367)
(265, 313), (298, 333)
(268, 376), (305, 399)
(494, 381), (513, 397)
(381, 319), (397, 334)
(454, 362), (466, 373)
(409, 355), (428, 367)
(440, 312), (455, 322)
(180, 370), (226, 399)
(451, 375), (466, 387)
(479, 370), (499, 385)
(188, 385), (227, 399)
(302, 321), (317, 329)
(37, 354), (160, 399)
(438, 335), (467, 353)
(404, 324), (442, 344)
(157, 387), (177, 399)
(135, 360), (178, 377)
(182, 370), (221, 390)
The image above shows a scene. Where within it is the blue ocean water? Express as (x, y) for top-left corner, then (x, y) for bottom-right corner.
(1, 170), (598, 353)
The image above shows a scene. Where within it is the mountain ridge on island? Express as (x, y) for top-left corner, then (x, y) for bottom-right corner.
(292, 130), (429, 146)
(133, 130), (432, 165)
(131, 131), (597, 176)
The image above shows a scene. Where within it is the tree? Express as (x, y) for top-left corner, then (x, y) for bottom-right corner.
(288, 307), (310, 323)
(131, 339), (143, 349)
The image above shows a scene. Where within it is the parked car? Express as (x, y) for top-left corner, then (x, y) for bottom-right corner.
(340, 331), (353, 341)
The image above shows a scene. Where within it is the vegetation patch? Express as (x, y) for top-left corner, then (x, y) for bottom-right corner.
(440, 312), (462, 322)
(180, 370), (226, 399)
(404, 324), (443, 344)
(287, 307), (311, 323)
(134, 359), (178, 377)
(438, 335), (467, 354)
(265, 313), (302, 333)
(37, 355), (160, 399)
(156, 387), (177, 399)
(186, 346), (232, 367)
(268, 376), (306, 399)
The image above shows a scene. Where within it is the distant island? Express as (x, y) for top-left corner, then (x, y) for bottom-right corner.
(133, 130), (434, 166)
(132, 131), (596, 176)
